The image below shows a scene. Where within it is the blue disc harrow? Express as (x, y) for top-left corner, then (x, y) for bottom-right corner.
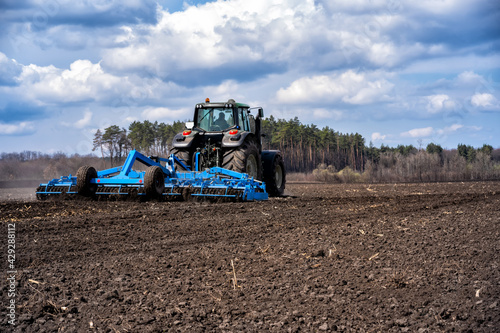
(36, 150), (268, 202)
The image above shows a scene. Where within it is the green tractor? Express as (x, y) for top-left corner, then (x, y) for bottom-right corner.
(171, 98), (286, 196)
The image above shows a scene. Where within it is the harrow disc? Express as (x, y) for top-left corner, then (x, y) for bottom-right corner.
(35, 150), (268, 202)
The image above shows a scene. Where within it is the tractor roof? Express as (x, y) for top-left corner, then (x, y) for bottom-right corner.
(198, 98), (250, 108)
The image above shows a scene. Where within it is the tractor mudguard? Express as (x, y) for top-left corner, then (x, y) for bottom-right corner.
(172, 133), (196, 149)
(261, 150), (282, 168)
(222, 131), (253, 148)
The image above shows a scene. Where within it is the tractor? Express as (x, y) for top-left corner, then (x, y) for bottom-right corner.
(170, 98), (286, 196)
(35, 99), (285, 201)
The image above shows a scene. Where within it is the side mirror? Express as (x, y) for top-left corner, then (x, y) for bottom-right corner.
(248, 107), (264, 119)
(185, 121), (194, 130)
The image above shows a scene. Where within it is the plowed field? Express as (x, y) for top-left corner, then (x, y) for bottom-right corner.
(1, 182), (499, 332)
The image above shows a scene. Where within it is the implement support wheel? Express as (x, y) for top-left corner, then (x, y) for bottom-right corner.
(76, 165), (98, 196)
(145, 166), (165, 198)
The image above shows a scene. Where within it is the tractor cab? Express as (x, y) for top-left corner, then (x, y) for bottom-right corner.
(171, 98), (284, 196)
(190, 98), (252, 133)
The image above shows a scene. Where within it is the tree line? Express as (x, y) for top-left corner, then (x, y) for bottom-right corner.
(87, 116), (500, 181)
(91, 121), (185, 166)
(1, 116), (499, 182)
(0, 151), (100, 181)
(90, 116), (370, 173)
(262, 116), (366, 173)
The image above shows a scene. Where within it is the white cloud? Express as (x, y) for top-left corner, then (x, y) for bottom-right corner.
(312, 109), (344, 120)
(401, 123), (469, 139)
(103, 0), (289, 73)
(18, 60), (129, 103)
(368, 43), (397, 67)
(276, 70), (394, 105)
(471, 93), (498, 108)
(75, 111), (93, 128)
(277, 74), (346, 103)
(457, 71), (483, 84)
(0, 122), (35, 135)
(0, 52), (23, 86)
(11, 59), (185, 108)
(124, 116), (138, 123)
(425, 94), (456, 113)
(141, 107), (190, 121)
(202, 80), (242, 101)
(100, 0), (425, 77)
(402, 54), (500, 75)
(371, 132), (386, 141)
(401, 126), (434, 138)
(436, 124), (463, 135)
(61, 110), (93, 128)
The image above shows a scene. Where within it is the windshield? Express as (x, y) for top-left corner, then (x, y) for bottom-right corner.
(196, 107), (234, 131)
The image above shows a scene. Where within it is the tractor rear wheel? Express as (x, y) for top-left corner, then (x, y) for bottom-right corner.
(222, 140), (261, 180)
(144, 166), (165, 198)
(263, 153), (286, 196)
(76, 165), (98, 196)
(170, 148), (192, 171)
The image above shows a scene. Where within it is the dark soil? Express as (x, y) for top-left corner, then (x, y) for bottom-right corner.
(1, 182), (499, 332)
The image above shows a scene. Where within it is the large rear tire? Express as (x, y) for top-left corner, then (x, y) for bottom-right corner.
(263, 153), (286, 197)
(76, 165), (98, 196)
(144, 166), (165, 198)
(222, 140), (261, 180)
(170, 148), (192, 171)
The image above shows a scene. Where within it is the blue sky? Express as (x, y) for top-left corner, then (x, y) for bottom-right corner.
(0, 0), (499, 154)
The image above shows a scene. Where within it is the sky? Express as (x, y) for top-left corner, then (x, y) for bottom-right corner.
(0, 0), (499, 155)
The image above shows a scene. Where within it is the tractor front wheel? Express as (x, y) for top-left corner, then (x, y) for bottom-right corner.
(144, 166), (165, 198)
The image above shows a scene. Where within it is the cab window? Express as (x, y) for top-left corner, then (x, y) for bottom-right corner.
(196, 108), (234, 131)
(238, 108), (249, 131)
